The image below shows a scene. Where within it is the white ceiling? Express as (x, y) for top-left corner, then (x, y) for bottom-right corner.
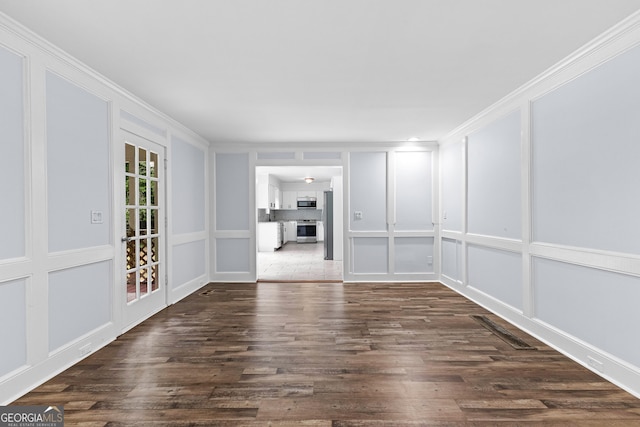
(1, 1), (640, 145)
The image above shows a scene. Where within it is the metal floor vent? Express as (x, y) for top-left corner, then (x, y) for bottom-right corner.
(200, 289), (215, 296)
(470, 315), (536, 350)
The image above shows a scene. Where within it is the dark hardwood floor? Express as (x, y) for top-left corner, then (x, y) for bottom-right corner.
(12, 282), (640, 426)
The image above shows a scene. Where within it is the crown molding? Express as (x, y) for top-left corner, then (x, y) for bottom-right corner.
(440, 9), (640, 145)
(0, 11), (210, 147)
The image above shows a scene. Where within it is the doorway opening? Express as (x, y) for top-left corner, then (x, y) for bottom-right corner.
(255, 165), (343, 282)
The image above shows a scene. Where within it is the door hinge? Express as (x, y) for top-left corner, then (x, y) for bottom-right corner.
(164, 158), (168, 171)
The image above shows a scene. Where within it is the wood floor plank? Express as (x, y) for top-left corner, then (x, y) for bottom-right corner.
(11, 281), (640, 425)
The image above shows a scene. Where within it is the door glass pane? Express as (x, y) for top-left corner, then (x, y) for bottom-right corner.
(126, 176), (135, 205)
(151, 237), (158, 262)
(151, 264), (159, 291)
(150, 152), (158, 178)
(150, 181), (157, 206)
(140, 209), (148, 235)
(126, 239), (137, 269)
(125, 143), (135, 173)
(140, 238), (148, 266)
(139, 179), (147, 206)
(138, 147), (147, 175)
(150, 209), (158, 234)
(140, 267), (149, 295)
(126, 208), (136, 237)
(126, 271), (136, 303)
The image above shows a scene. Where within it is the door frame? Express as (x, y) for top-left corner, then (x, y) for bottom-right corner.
(254, 163), (344, 282)
(115, 127), (168, 333)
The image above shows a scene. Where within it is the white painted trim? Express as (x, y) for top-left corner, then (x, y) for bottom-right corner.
(0, 260), (31, 281)
(1, 322), (117, 406)
(172, 232), (208, 246)
(45, 246), (114, 272)
(530, 243), (640, 277)
(169, 275), (208, 305)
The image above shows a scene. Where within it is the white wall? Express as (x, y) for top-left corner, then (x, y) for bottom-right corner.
(439, 16), (640, 398)
(209, 146), (437, 283)
(531, 45), (640, 254)
(169, 135), (208, 298)
(211, 152), (254, 281)
(0, 14), (210, 404)
(467, 110), (521, 240)
(46, 72), (111, 252)
(0, 45), (24, 260)
(345, 149), (437, 282)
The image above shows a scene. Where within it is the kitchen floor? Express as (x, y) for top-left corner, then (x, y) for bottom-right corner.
(258, 241), (342, 281)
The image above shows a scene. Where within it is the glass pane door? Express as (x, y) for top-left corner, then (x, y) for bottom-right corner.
(123, 133), (165, 328)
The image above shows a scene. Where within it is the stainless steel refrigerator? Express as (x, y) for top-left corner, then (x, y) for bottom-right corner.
(323, 191), (333, 260)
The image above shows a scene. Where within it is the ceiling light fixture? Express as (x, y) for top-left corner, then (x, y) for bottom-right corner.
(407, 137), (421, 142)
(304, 177), (314, 184)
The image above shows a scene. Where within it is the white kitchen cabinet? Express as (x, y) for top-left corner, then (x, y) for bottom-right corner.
(284, 221), (297, 242)
(258, 222), (282, 251)
(282, 191), (297, 209)
(297, 190), (315, 198)
(267, 184), (276, 209)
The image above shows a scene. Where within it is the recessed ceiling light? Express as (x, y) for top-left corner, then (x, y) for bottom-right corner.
(407, 137), (421, 142)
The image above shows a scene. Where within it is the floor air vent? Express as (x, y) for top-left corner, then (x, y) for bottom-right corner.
(470, 315), (536, 350)
(200, 289), (215, 296)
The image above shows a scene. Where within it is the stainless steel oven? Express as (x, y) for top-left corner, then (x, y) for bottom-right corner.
(296, 220), (317, 243)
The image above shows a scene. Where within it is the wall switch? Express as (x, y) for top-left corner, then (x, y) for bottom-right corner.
(354, 211), (363, 220)
(91, 210), (103, 224)
(427, 256), (433, 265)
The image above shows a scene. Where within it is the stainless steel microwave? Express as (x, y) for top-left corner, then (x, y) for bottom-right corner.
(296, 197), (317, 209)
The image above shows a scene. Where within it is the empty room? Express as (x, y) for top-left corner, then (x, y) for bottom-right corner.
(1, 1), (640, 425)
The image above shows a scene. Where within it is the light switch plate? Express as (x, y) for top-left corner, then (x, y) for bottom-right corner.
(91, 210), (103, 224)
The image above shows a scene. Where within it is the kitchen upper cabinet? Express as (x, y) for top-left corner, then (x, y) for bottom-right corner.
(266, 184), (280, 209)
(282, 191), (297, 210)
(297, 190), (315, 198)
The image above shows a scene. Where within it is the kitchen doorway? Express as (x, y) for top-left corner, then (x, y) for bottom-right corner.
(256, 166), (343, 282)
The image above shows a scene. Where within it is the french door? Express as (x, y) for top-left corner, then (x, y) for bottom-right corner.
(122, 132), (166, 329)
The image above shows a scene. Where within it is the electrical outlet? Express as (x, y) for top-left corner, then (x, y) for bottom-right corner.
(587, 356), (604, 373)
(79, 343), (92, 356)
(427, 256), (433, 265)
(354, 211), (363, 220)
